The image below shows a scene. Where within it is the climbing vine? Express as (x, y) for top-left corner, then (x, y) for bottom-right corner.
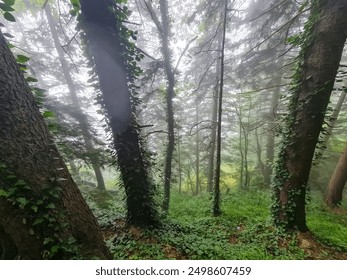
(0, 164), (80, 259)
(71, 0), (159, 225)
(271, 0), (321, 228)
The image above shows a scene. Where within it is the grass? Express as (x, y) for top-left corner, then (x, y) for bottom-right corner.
(83, 187), (347, 260)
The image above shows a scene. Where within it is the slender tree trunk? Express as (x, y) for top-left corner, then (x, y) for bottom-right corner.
(325, 142), (347, 208)
(79, 0), (158, 227)
(177, 135), (182, 193)
(243, 103), (251, 189)
(264, 75), (282, 186)
(158, 0), (176, 212)
(0, 31), (109, 259)
(272, 0), (347, 232)
(255, 128), (265, 178)
(195, 99), (200, 195)
(213, 0), (227, 217)
(206, 84), (218, 192)
(206, 35), (222, 193)
(238, 110), (244, 188)
(44, 4), (106, 190)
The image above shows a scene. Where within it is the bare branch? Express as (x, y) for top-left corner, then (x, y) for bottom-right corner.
(143, 0), (163, 34)
(174, 36), (198, 71)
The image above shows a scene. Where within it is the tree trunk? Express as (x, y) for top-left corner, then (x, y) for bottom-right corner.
(206, 35), (222, 193)
(0, 31), (109, 259)
(158, 0), (176, 212)
(79, 0), (158, 227)
(195, 99), (200, 195)
(272, 0), (347, 232)
(309, 88), (347, 190)
(325, 142), (347, 207)
(213, 0), (227, 217)
(44, 4), (106, 190)
(264, 75), (282, 187)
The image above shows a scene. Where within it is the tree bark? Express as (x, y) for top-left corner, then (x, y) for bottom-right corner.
(44, 4), (106, 190)
(272, 0), (347, 232)
(206, 34), (222, 193)
(325, 142), (347, 207)
(0, 31), (109, 259)
(79, 0), (158, 227)
(213, 0), (227, 217)
(264, 74), (282, 187)
(195, 99), (200, 195)
(158, 0), (176, 212)
(143, 0), (175, 211)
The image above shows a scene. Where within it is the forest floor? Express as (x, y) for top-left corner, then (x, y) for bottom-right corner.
(83, 188), (347, 260)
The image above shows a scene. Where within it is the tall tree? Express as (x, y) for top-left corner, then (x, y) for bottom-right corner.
(79, 0), (158, 227)
(272, 0), (347, 232)
(0, 30), (109, 259)
(143, 0), (176, 212)
(44, 3), (106, 190)
(213, 0), (228, 217)
(207, 33), (222, 193)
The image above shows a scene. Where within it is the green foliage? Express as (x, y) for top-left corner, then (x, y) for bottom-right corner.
(81, 187), (126, 227)
(0, 164), (80, 259)
(84, 187), (346, 259)
(0, 0), (16, 22)
(306, 199), (347, 250)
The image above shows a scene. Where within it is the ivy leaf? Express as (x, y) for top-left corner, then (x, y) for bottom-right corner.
(42, 111), (55, 118)
(4, 12), (16, 22)
(26, 76), (38, 83)
(4, 0), (16, 6)
(32, 217), (44, 226)
(31, 205), (38, 213)
(16, 54), (30, 63)
(70, 0), (80, 8)
(0, 3), (15, 11)
(7, 42), (15, 48)
(69, 10), (77, 17)
(15, 179), (27, 186)
(46, 203), (55, 209)
(3, 32), (14, 38)
(16, 197), (28, 207)
(43, 237), (54, 245)
(0, 189), (8, 197)
(50, 245), (59, 254)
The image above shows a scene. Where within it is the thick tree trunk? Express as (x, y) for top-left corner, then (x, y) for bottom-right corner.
(45, 4), (106, 190)
(0, 31), (109, 259)
(325, 143), (347, 207)
(79, 0), (158, 226)
(272, 0), (347, 232)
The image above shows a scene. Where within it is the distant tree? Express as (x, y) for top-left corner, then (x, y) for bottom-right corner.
(143, 0), (176, 212)
(272, 0), (347, 232)
(0, 30), (109, 259)
(44, 3), (106, 190)
(325, 142), (347, 208)
(240, 0), (301, 188)
(79, 0), (158, 227)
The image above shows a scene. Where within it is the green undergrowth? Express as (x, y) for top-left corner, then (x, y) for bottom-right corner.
(306, 198), (347, 251)
(82, 186), (346, 259)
